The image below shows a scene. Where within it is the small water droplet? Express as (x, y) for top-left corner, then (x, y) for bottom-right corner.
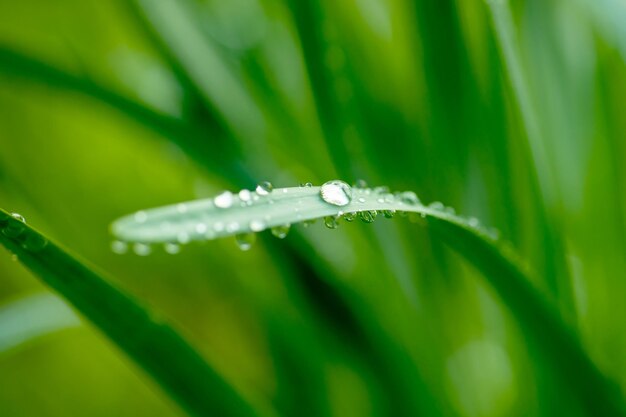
(226, 222), (240, 233)
(11, 213), (25, 223)
(239, 189), (252, 202)
(214, 222), (225, 232)
(353, 179), (368, 189)
(177, 232), (190, 244)
(195, 223), (208, 234)
(214, 191), (234, 208)
(164, 242), (181, 254)
(468, 217), (480, 227)
(320, 180), (353, 207)
(22, 233), (48, 252)
(324, 216), (339, 229)
(359, 210), (377, 223)
(271, 224), (291, 239)
(300, 182), (313, 188)
(249, 219), (266, 232)
(357, 197), (366, 203)
(235, 233), (255, 250)
(133, 243), (152, 256)
(428, 201), (445, 210)
(134, 211), (147, 223)
(256, 181), (274, 196)
(382, 210), (396, 219)
(373, 186), (390, 194)
(444, 206), (456, 215)
(400, 191), (420, 205)
(303, 219), (316, 228)
(177, 204), (188, 214)
(111, 240), (128, 254)
(377, 197), (385, 203)
(343, 212), (356, 222)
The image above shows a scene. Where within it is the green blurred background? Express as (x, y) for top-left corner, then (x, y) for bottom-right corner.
(0, 0), (625, 416)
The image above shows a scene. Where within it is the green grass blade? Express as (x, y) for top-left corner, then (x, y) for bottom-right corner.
(0, 209), (264, 417)
(0, 293), (80, 355)
(112, 181), (626, 416)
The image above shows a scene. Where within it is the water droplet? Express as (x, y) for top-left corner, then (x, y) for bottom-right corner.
(134, 211), (147, 223)
(177, 204), (188, 214)
(400, 191), (420, 205)
(3, 215), (25, 238)
(256, 181), (274, 196)
(133, 243), (152, 256)
(164, 242), (181, 254)
(239, 189), (252, 202)
(343, 212), (356, 222)
(177, 232), (190, 244)
(373, 186), (390, 194)
(214, 222), (225, 232)
(271, 224), (290, 239)
(444, 206), (456, 215)
(324, 216), (339, 229)
(382, 210), (395, 219)
(195, 223), (208, 234)
(22, 233), (48, 252)
(303, 219), (316, 228)
(226, 222), (240, 233)
(320, 180), (353, 207)
(235, 233), (255, 251)
(214, 191), (234, 208)
(353, 179), (368, 189)
(111, 240), (128, 254)
(11, 213), (25, 223)
(249, 219), (266, 232)
(357, 197), (366, 203)
(428, 201), (445, 210)
(359, 210), (377, 223)
(300, 182), (313, 188)
(468, 217), (480, 227)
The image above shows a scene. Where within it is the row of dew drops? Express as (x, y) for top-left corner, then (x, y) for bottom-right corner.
(111, 179), (495, 255)
(0, 212), (49, 261)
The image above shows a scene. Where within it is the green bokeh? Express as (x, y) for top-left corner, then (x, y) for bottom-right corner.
(0, 0), (624, 416)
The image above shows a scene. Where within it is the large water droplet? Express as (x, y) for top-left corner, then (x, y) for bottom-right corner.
(324, 216), (339, 229)
(320, 180), (353, 207)
(3, 214), (25, 238)
(256, 181), (274, 196)
(111, 240), (128, 254)
(249, 219), (266, 232)
(214, 191), (234, 208)
(235, 233), (255, 250)
(271, 224), (290, 239)
(133, 243), (152, 256)
(359, 210), (377, 223)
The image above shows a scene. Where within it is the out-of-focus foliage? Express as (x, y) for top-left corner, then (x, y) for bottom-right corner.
(0, 0), (624, 416)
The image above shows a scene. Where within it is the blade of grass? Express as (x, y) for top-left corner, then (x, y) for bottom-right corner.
(0, 209), (266, 417)
(112, 183), (626, 416)
(0, 293), (80, 355)
(0, 46), (235, 179)
(485, 0), (575, 319)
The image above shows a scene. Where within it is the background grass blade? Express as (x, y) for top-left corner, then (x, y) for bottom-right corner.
(0, 209), (265, 417)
